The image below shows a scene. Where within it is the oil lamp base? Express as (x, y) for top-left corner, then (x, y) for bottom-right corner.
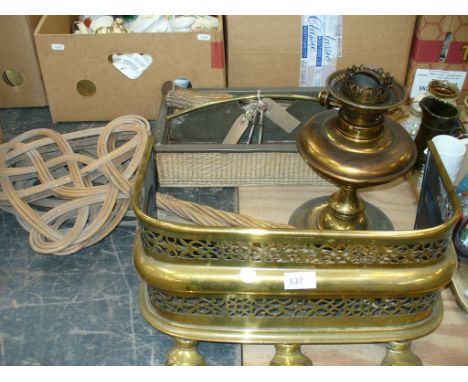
(288, 196), (394, 231)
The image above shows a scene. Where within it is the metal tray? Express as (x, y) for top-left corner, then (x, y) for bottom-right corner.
(153, 87), (331, 187)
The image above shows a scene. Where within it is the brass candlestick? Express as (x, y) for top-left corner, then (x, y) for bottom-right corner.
(289, 65), (417, 230)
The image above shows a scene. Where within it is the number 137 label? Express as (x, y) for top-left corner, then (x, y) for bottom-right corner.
(284, 271), (317, 290)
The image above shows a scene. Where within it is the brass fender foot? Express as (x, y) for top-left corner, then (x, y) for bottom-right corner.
(165, 338), (205, 366)
(381, 341), (423, 366)
(270, 344), (313, 366)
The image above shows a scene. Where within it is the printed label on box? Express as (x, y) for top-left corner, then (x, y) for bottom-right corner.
(410, 68), (467, 98)
(300, 15), (342, 87)
(284, 271), (317, 290)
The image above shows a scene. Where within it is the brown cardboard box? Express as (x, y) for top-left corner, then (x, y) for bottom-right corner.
(0, 16), (48, 108)
(405, 16), (468, 105)
(226, 16), (416, 87)
(34, 16), (226, 122)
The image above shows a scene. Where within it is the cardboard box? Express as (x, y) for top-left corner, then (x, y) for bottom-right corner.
(225, 16), (416, 88)
(0, 16), (48, 108)
(34, 16), (226, 122)
(405, 16), (468, 105)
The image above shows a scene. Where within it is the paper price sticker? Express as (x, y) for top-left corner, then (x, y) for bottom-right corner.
(197, 34), (211, 41)
(284, 271), (317, 290)
(51, 43), (65, 51)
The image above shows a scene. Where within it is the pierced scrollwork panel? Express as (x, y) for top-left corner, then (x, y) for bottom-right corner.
(148, 286), (438, 318)
(150, 288), (226, 317)
(140, 227), (449, 265)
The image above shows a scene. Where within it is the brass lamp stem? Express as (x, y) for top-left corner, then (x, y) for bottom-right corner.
(319, 187), (366, 230)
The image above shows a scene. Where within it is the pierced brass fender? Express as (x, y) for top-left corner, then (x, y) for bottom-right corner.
(132, 134), (459, 366)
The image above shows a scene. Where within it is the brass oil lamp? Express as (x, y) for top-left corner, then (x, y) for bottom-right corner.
(289, 65), (417, 230)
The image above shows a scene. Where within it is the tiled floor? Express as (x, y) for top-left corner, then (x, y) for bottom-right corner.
(0, 107), (241, 366)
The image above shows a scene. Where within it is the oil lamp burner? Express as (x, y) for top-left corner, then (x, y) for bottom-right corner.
(289, 65), (417, 230)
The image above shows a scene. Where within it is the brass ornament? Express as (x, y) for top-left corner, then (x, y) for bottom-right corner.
(290, 65), (417, 230)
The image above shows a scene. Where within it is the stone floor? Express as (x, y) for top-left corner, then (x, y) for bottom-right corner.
(0, 107), (241, 366)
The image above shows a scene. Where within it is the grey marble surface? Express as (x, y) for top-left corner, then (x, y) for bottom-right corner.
(0, 107), (241, 366)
